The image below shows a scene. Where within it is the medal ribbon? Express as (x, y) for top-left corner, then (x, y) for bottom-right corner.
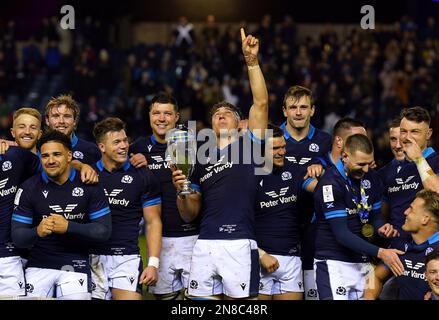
(346, 175), (371, 224)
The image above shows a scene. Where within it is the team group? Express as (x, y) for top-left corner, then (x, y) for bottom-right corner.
(0, 28), (438, 300)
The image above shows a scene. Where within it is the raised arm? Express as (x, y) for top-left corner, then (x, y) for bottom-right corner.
(241, 28), (268, 139)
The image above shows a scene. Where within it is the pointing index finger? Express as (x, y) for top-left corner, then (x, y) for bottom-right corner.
(240, 27), (246, 41)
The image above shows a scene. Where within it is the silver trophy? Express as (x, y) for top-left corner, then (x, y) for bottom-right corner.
(166, 124), (197, 195)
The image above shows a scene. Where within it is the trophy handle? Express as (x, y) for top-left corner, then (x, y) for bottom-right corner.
(178, 180), (193, 196)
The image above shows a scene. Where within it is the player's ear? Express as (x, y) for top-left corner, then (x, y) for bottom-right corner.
(422, 213), (432, 226)
(10, 127), (15, 138)
(98, 142), (105, 153)
(336, 136), (343, 149)
(427, 127), (433, 141)
(67, 150), (72, 162)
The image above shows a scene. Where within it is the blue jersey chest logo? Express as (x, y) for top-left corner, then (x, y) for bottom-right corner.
(388, 175), (420, 193)
(47, 204), (85, 220)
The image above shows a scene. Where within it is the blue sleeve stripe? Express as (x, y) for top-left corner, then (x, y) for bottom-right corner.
(302, 177), (314, 190)
(325, 213), (347, 219)
(324, 210), (347, 219)
(142, 197), (161, 208)
(325, 209), (346, 216)
(191, 184), (201, 193)
(89, 207), (110, 220)
(372, 202), (381, 210)
(12, 214), (33, 224)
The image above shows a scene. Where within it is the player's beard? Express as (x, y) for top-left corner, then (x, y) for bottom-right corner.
(347, 167), (364, 180)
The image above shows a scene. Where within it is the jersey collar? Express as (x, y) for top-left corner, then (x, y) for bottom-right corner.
(71, 133), (79, 148)
(328, 151), (338, 166)
(335, 158), (348, 180)
(428, 230), (439, 245)
(96, 159), (131, 172)
(150, 134), (167, 146)
(281, 122), (315, 142)
(41, 168), (76, 184)
(408, 231), (439, 251)
(422, 147), (435, 159)
(150, 134), (157, 145)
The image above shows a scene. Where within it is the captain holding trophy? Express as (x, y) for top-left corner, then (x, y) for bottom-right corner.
(167, 124), (198, 197)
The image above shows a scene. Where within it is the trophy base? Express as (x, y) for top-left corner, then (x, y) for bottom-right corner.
(178, 189), (193, 196)
(178, 181), (194, 196)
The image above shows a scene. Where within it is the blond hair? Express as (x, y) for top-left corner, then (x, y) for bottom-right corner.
(416, 189), (439, 223)
(45, 94), (80, 120)
(13, 107), (42, 123)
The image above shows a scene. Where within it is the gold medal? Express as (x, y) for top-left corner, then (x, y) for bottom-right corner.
(361, 223), (374, 238)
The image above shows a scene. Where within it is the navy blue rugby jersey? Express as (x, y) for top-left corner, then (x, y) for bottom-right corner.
(314, 159), (384, 263)
(71, 133), (101, 165)
(12, 169), (110, 272)
(281, 123), (332, 227)
(255, 163), (306, 256)
(192, 131), (265, 240)
(130, 134), (199, 237)
(0, 147), (39, 257)
(301, 151), (338, 270)
(280, 123), (331, 169)
(389, 232), (439, 300)
(379, 148), (439, 235)
(303, 151), (338, 190)
(92, 160), (161, 255)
